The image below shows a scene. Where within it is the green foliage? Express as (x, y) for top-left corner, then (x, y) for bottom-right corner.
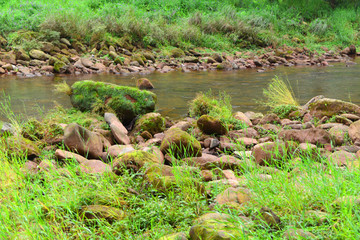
(0, 0), (358, 51)
(272, 104), (299, 118)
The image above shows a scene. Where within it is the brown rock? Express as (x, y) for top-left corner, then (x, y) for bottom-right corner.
(63, 123), (104, 159)
(309, 98), (360, 118)
(349, 120), (360, 143)
(107, 145), (135, 158)
(234, 111), (253, 126)
(329, 125), (349, 146)
(55, 149), (88, 164)
(328, 150), (357, 166)
(259, 113), (281, 125)
(279, 128), (331, 145)
(197, 115), (227, 135)
(215, 187), (252, 205)
(136, 78), (154, 89)
(252, 142), (288, 165)
(79, 160), (111, 174)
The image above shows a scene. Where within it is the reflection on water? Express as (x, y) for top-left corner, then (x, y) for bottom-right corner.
(1, 59), (360, 120)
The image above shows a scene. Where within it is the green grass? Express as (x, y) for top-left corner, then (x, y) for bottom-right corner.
(0, 0), (358, 52)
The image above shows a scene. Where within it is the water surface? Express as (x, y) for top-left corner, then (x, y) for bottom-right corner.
(1, 59), (359, 120)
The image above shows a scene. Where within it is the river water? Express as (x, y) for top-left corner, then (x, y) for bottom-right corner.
(1, 59), (360, 120)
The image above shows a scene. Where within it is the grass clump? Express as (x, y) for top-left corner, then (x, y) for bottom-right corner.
(272, 104), (299, 119)
(261, 76), (299, 110)
(54, 81), (72, 96)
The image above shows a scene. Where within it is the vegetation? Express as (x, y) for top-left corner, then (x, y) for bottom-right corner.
(261, 75), (299, 110)
(0, 0), (358, 52)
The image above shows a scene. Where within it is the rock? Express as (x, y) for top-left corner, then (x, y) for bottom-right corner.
(0, 52), (16, 64)
(184, 56), (199, 63)
(184, 155), (242, 170)
(349, 45), (357, 55)
(112, 150), (160, 174)
(38, 160), (57, 172)
(55, 149), (88, 164)
(136, 78), (154, 89)
(14, 48), (30, 61)
(340, 113), (360, 121)
(70, 80), (156, 125)
(54, 60), (67, 73)
(160, 128), (202, 159)
(169, 121), (192, 131)
(40, 42), (54, 53)
(170, 48), (185, 58)
(234, 111), (253, 126)
(237, 137), (258, 147)
(5, 136), (40, 159)
(203, 138), (220, 149)
(215, 187), (252, 206)
(252, 142), (289, 165)
(229, 128), (259, 139)
(81, 58), (93, 68)
(329, 125), (349, 146)
(107, 145), (134, 158)
(80, 205), (125, 223)
(279, 129), (331, 145)
(212, 53), (223, 63)
(133, 112), (165, 135)
(158, 232), (187, 240)
(60, 38), (71, 47)
(259, 113), (281, 125)
(21, 161), (38, 176)
(197, 115), (227, 135)
(308, 98), (360, 118)
(189, 213), (249, 240)
(63, 123), (103, 159)
(283, 229), (316, 239)
(79, 160), (111, 174)
(258, 207), (281, 229)
(349, 120), (360, 143)
(29, 49), (48, 60)
(328, 150), (357, 166)
(1, 121), (14, 136)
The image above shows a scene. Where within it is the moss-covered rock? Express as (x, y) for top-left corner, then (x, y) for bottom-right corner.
(112, 150), (161, 174)
(70, 80), (157, 125)
(54, 60), (67, 73)
(133, 112), (165, 135)
(29, 49), (48, 60)
(80, 205), (125, 224)
(197, 115), (227, 135)
(4, 135), (41, 159)
(170, 48), (185, 58)
(309, 98), (360, 118)
(158, 232), (187, 240)
(160, 128), (202, 159)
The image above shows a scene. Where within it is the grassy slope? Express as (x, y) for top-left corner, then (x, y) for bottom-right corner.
(0, 0), (359, 52)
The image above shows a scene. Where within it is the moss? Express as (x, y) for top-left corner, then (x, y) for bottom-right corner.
(70, 80), (157, 125)
(197, 115), (227, 135)
(113, 150), (160, 174)
(134, 113), (165, 135)
(160, 127), (202, 159)
(170, 48), (185, 58)
(54, 60), (66, 73)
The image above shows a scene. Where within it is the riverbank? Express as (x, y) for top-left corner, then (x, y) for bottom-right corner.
(1, 84), (360, 238)
(0, 38), (357, 78)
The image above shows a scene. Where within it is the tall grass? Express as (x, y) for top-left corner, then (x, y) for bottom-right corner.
(0, 0), (357, 51)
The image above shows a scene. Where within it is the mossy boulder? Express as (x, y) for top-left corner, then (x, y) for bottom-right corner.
(170, 48), (185, 58)
(54, 60), (67, 73)
(112, 150), (161, 174)
(160, 128), (202, 159)
(4, 136), (41, 159)
(14, 48), (30, 61)
(133, 113), (165, 135)
(197, 115), (227, 135)
(158, 232), (187, 240)
(80, 205), (125, 224)
(70, 80), (157, 125)
(29, 49), (48, 61)
(308, 98), (360, 118)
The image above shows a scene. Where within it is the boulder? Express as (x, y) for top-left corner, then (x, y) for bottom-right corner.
(80, 205), (125, 223)
(215, 187), (252, 206)
(1, 121), (14, 136)
(183, 154), (242, 170)
(279, 129), (331, 145)
(55, 149), (88, 164)
(5, 136), (40, 159)
(308, 98), (360, 118)
(63, 123), (103, 159)
(79, 160), (111, 174)
(107, 145), (134, 158)
(234, 111), (253, 126)
(283, 229), (316, 239)
(197, 115), (227, 135)
(14, 48), (30, 61)
(70, 80), (156, 125)
(252, 142), (289, 165)
(29, 49), (48, 60)
(259, 113), (281, 125)
(21, 161), (38, 176)
(329, 125), (349, 146)
(136, 78), (154, 89)
(327, 150), (357, 166)
(112, 150), (160, 174)
(349, 120), (360, 143)
(133, 112), (165, 135)
(160, 128), (202, 159)
(158, 232), (187, 240)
